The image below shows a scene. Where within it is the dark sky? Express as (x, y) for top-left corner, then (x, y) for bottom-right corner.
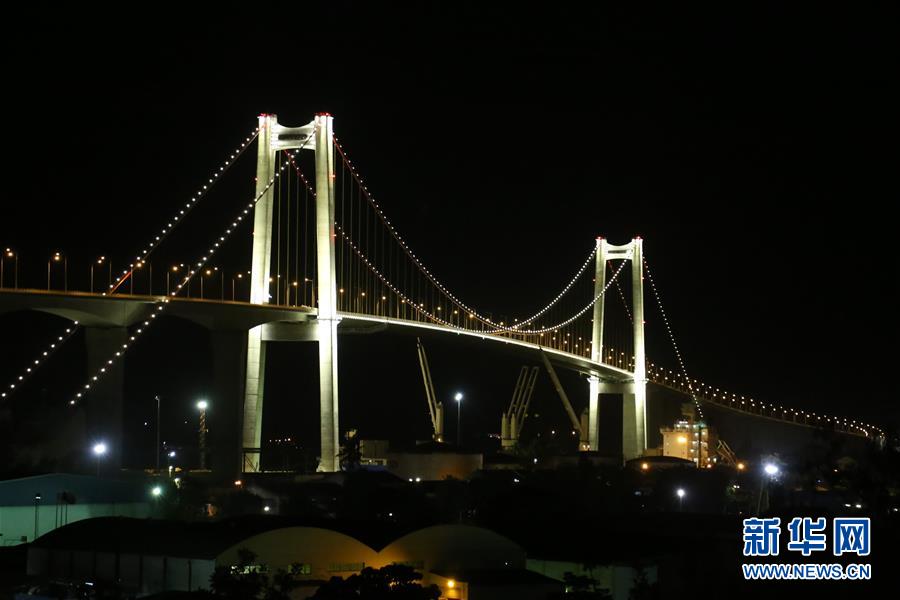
(1, 4), (897, 469)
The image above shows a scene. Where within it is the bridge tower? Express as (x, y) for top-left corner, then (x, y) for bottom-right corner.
(242, 113), (340, 473)
(586, 237), (647, 461)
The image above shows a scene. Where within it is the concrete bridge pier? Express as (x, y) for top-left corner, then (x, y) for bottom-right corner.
(241, 112), (340, 473)
(586, 236), (647, 461)
(83, 326), (127, 472)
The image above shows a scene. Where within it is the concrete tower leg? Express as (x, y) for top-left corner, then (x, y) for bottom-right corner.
(587, 376), (600, 451)
(314, 114), (340, 472)
(242, 114), (277, 473)
(83, 326), (127, 471)
(623, 237), (647, 460)
(242, 326), (266, 472)
(587, 237), (608, 451)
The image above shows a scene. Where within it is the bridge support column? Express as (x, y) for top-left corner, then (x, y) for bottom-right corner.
(83, 326), (126, 472)
(211, 330), (248, 478)
(587, 376), (600, 451)
(314, 113), (340, 472)
(242, 326), (266, 472)
(623, 238), (647, 460)
(241, 114), (277, 473)
(586, 237), (607, 451)
(316, 320), (339, 472)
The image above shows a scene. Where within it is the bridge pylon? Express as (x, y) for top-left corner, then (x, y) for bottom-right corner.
(587, 237), (647, 461)
(241, 113), (340, 474)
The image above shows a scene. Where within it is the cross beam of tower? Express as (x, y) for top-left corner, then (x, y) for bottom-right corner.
(242, 113), (339, 473)
(586, 236), (647, 460)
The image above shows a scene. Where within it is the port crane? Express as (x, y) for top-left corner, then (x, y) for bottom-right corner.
(416, 338), (444, 442)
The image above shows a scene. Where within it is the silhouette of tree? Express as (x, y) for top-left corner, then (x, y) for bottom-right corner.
(338, 430), (362, 471)
(312, 564), (440, 599)
(208, 548), (301, 600)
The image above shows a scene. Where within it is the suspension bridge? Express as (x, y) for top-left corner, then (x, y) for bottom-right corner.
(0, 114), (883, 476)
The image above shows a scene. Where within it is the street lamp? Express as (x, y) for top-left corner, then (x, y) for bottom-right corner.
(1, 248), (17, 289)
(167, 264), (183, 296)
(454, 392), (463, 446)
(90, 257), (108, 294)
(33, 492), (41, 540)
(676, 487), (686, 511)
(47, 252), (66, 291)
(154, 395), (162, 473)
(757, 462), (780, 515)
(151, 485), (163, 498)
(134, 260), (152, 295)
(93, 442), (107, 477)
(197, 400), (209, 470)
(200, 267), (221, 299)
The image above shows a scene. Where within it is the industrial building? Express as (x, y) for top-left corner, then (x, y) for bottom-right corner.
(27, 517), (561, 599)
(0, 473), (152, 545)
(361, 439), (483, 481)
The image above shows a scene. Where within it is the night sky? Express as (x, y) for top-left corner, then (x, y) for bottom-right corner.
(1, 4), (897, 471)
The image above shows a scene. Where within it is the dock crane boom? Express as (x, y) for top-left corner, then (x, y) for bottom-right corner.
(416, 338), (444, 442)
(539, 350), (590, 451)
(500, 366), (539, 448)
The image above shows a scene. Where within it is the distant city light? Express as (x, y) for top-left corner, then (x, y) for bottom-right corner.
(736, 462), (746, 471)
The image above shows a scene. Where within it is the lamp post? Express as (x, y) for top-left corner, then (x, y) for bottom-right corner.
(90, 257), (107, 294)
(93, 442), (107, 477)
(197, 400), (208, 469)
(757, 463), (780, 516)
(167, 265), (183, 296)
(232, 272), (239, 301)
(33, 492), (41, 540)
(676, 487), (686, 511)
(134, 261), (151, 295)
(155, 395), (161, 473)
(454, 392), (463, 446)
(47, 252), (66, 291)
(2, 248), (17, 289)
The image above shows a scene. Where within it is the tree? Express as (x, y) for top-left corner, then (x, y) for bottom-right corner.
(338, 430), (362, 471)
(208, 548), (301, 600)
(558, 571), (611, 599)
(629, 567), (658, 600)
(312, 564), (440, 599)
